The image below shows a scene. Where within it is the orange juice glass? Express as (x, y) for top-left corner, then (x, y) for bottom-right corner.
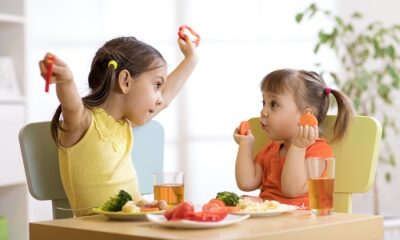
(153, 171), (184, 206)
(306, 157), (335, 216)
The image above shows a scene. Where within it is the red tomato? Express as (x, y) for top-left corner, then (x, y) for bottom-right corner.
(171, 202), (194, 221)
(184, 211), (222, 222)
(202, 199), (228, 220)
(163, 206), (175, 220)
(207, 199), (226, 207)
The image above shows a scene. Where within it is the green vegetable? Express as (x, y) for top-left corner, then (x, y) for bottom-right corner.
(216, 191), (239, 206)
(101, 190), (132, 211)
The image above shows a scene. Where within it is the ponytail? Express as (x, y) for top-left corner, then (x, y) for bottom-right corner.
(329, 89), (354, 142)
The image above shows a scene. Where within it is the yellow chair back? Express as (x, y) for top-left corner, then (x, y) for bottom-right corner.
(249, 115), (382, 213)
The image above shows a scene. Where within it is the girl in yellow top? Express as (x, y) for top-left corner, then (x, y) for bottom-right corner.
(38, 36), (198, 216)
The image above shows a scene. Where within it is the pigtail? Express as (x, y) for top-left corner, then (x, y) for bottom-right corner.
(330, 89), (354, 142)
(50, 105), (63, 145)
(82, 61), (117, 106)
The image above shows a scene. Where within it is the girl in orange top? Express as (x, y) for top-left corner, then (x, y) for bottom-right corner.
(234, 69), (353, 208)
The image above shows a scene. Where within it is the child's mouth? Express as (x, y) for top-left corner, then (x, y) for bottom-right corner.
(261, 122), (269, 129)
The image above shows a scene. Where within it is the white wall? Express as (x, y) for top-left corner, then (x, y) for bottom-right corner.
(335, 0), (400, 217)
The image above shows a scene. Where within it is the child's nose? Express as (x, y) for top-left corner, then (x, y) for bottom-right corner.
(156, 96), (163, 106)
(260, 108), (268, 118)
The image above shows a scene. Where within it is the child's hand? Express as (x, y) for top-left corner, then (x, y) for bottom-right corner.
(39, 53), (73, 85)
(291, 125), (319, 148)
(233, 126), (255, 146)
(178, 35), (198, 62)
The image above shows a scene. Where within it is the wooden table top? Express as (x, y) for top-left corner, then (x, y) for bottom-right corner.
(30, 210), (383, 240)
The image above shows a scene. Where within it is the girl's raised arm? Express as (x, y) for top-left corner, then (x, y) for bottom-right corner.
(152, 36), (198, 117)
(39, 54), (90, 145)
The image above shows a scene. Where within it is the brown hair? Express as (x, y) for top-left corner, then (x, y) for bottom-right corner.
(51, 36), (166, 144)
(260, 69), (353, 142)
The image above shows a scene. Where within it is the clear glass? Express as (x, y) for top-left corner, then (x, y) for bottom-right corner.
(153, 171), (184, 206)
(306, 157), (335, 216)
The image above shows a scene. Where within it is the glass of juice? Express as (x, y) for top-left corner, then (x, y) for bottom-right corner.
(153, 171), (184, 206)
(306, 157), (335, 216)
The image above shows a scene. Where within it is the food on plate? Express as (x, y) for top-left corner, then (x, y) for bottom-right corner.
(299, 113), (318, 126)
(163, 199), (229, 222)
(123, 199), (168, 213)
(216, 191), (240, 206)
(102, 189), (133, 211)
(101, 189), (167, 213)
(237, 198), (283, 213)
(122, 201), (141, 213)
(238, 121), (251, 135)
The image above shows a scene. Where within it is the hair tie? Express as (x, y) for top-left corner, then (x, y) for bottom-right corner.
(324, 87), (332, 95)
(108, 60), (118, 70)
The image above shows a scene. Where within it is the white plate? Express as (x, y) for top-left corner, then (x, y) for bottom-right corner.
(92, 207), (165, 220)
(230, 205), (298, 217)
(146, 213), (250, 229)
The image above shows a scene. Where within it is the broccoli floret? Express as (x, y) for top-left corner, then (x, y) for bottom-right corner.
(101, 190), (133, 212)
(216, 191), (239, 206)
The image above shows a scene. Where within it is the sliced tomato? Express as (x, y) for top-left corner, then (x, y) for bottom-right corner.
(207, 198), (226, 207)
(184, 211), (222, 222)
(171, 202), (194, 221)
(200, 212), (222, 222)
(202, 199), (228, 220)
(163, 206), (176, 220)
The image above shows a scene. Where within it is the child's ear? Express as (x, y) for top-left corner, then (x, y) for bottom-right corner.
(117, 69), (132, 94)
(303, 108), (314, 115)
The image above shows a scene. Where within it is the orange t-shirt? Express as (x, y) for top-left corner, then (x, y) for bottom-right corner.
(255, 139), (333, 208)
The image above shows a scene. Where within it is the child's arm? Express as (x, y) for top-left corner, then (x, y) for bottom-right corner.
(281, 125), (318, 197)
(39, 53), (90, 147)
(152, 35), (198, 116)
(233, 128), (262, 191)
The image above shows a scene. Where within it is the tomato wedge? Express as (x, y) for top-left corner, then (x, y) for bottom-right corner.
(202, 199), (228, 219)
(171, 202), (194, 221)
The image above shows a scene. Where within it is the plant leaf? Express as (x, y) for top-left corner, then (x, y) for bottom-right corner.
(295, 13), (304, 23)
(385, 172), (392, 183)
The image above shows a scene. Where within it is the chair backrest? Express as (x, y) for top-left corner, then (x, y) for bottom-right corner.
(249, 115), (382, 213)
(19, 120), (164, 219)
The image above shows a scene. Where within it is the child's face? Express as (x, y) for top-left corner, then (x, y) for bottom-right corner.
(125, 64), (168, 125)
(260, 91), (302, 141)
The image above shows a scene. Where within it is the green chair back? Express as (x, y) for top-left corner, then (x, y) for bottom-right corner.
(19, 120), (164, 219)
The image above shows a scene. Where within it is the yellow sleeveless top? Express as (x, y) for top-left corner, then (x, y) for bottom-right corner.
(59, 107), (142, 216)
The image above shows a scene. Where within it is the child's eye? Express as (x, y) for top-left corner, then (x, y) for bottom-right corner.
(155, 82), (162, 89)
(261, 100), (265, 107)
(270, 101), (278, 108)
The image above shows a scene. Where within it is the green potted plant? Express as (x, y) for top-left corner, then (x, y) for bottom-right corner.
(295, 3), (400, 214)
